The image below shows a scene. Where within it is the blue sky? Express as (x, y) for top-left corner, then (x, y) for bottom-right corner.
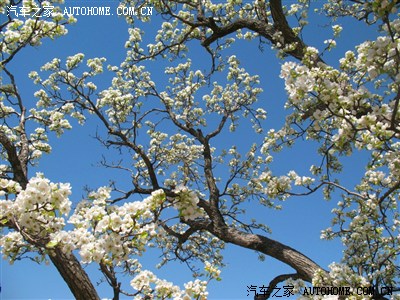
(0, 1), (379, 299)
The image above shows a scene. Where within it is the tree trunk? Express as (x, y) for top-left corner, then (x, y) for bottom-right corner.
(48, 248), (100, 300)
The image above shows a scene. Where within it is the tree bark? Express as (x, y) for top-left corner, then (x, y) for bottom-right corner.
(48, 248), (100, 300)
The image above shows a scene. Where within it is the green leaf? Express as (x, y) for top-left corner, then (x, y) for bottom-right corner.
(45, 241), (58, 248)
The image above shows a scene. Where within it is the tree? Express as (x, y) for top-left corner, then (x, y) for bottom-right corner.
(1, 0), (399, 299)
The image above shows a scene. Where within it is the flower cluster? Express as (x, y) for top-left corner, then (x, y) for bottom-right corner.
(312, 263), (370, 299)
(172, 185), (204, 221)
(257, 170), (315, 200)
(49, 188), (167, 264)
(12, 175), (70, 234)
(130, 270), (208, 300)
(0, 175), (71, 261)
(0, 178), (22, 197)
(204, 261), (221, 281)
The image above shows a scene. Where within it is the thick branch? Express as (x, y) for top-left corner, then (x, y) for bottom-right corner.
(269, 0), (306, 60)
(199, 0), (310, 62)
(48, 248), (100, 300)
(200, 18), (274, 48)
(221, 226), (324, 281)
(0, 130), (28, 188)
(187, 218), (325, 284)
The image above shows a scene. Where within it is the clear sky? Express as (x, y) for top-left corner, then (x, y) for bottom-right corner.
(1, 1), (379, 299)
